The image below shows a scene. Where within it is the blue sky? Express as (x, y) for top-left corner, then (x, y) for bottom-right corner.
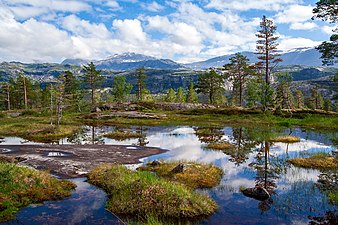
(0, 0), (335, 63)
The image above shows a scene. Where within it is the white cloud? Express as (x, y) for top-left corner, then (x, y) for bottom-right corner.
(62, 15), (112, 39)
(140, 1), (164, 12)
(275, 5), (313, 24)
(290, 22), (318, 30)
(0, 7), (78, 62)
(206, 0), (301, 11)
(279, 37), (321, 51)
(105, 1), (122, 11)
(112, 19), (147, 43)
(321, 25), (337, 35)
(3, 0), (91, 19)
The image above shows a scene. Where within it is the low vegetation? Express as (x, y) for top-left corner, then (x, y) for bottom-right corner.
(103, 130), (143, 141)
(138, 161), (223, 189)
(87, 164), (218, 222)
(206, 142), (234, 151)
(0, 163), (76, 222)
(269, 136), (300, 143)
(287, 153), (338, 170)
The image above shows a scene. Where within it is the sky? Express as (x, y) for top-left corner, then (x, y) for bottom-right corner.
(0, 0), (335, 63)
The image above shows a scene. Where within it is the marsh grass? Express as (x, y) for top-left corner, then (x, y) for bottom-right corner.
(103, 130), (144, 141)
(287, 153), (338, 170)
(87, 164), (217, 222)
(269, 136), (300, 143)
(0, 115), (80, 143)
(138, 161), (223, 189)
(0, 163), (76, 222)
(206, 142), (234, 150)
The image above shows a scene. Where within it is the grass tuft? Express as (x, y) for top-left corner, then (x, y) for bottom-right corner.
(138, 161), (223, 189)
(287, 153), (338, 170)
(87, 164), (218, 222)
(269, 136), (300, 143)
(103, 130), (144, 141)
(206, 142), (234, 150)
(0, 163), (76, 222)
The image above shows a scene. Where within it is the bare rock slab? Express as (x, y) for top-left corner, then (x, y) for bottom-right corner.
(0, 144), (166, 178)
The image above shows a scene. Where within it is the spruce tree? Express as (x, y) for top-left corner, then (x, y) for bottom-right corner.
(186, 82), (198, 103)
(176, 87), (185, 103)
(112, 75), (132, 102)
(82, 62), (103, 107)
(294, 90), (304, 109)
(166, 88), (176, 102)
(136, 67), (147, 101)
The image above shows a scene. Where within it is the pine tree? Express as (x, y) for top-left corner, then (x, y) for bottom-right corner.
(323, 98), (332, 111)
(186, 82), (198, 103)
(224, 53), (253, 106)
(196, 69), (225, 105)
(256, 16), (282, 110)
(312, 0), (338, 65)
(275, 73), (293, 109)
(82, 62), (103, 107)
(135, 67), (147, 101)
(166, 88), (176, 102)
(112, 75), (132, 102)
(246, 78), (261, 108)
(176, 87), (185, 103)
(294, 90), (304, 109)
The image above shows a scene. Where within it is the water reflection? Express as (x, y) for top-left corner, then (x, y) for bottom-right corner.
(1, 126), (337, 224)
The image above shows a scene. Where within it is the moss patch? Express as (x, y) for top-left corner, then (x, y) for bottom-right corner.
(0, 163), (76, 222)
(269, 136), (300, 143)
(287, 153), (338, 170)
(87, 164), (217, 221)
(103, 130), (143, 141)
(138, 161), (223, 189)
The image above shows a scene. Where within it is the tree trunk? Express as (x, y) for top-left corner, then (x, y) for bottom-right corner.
(23, 76), (27, 110)
(6, 84), (10, 111)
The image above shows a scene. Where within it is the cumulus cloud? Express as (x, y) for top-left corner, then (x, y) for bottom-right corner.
(0, 7), (78, 62)
(290, 22), (318, 30)
(140, 1), (165, 12)
(278, 37), (321, 51)
(275, 5), (314, 24)
(62, 15), (112, 39)
(3, 0), (91, 19)
(206, 0), (301, 11)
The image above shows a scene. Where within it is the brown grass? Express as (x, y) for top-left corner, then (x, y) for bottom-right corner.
(269, 136), (300, 143)
(103, 130), (144, 141)
(138, 161), (223, 189)
(287, 153), (338, 170)
(206, 142), (234, 150)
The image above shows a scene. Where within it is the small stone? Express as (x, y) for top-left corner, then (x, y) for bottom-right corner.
(171, 163), (185, 173)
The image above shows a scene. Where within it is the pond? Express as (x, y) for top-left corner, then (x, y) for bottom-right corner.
(1, 125), (337, 225)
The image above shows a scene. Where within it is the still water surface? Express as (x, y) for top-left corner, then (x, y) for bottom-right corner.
(1, 126), (337, 225)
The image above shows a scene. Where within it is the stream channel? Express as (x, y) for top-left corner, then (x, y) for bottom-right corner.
(1, 125), (337, 225)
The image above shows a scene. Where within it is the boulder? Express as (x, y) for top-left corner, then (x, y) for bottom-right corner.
(171, 163), (185, 174)
(149, 160), (162, 166)
(241, 186), (270, 201)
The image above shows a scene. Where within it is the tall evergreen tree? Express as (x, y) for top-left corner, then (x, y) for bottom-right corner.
(176, 87), (185, 103)
(224, 53), (253, 107)
(275, 73), (294, 109)
(165, 88), (176, 102)
(135, 67), (147, 101)
(186, 82), (198, 103)
(246, 78), (261, 108)
(112, 75), (132, 102)
(312, 0), (338, 65)
(256, 16), (282, 85)
(294, 90), (305, 109)
(82, 62), (103, 107)
(196, 69), (225, 105)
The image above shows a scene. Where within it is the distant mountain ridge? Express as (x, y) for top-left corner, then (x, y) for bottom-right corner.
(185, 48), (327, 69)
(62, 53), (184, 70)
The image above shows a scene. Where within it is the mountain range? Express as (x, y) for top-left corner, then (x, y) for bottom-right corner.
(61, 47), (330, 70)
